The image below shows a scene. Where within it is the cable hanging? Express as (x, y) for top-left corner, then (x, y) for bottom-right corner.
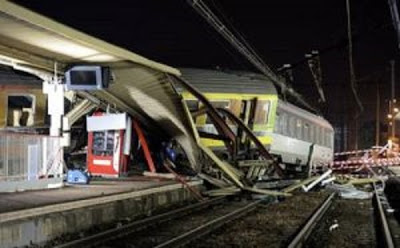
(187, 0), (317, 113)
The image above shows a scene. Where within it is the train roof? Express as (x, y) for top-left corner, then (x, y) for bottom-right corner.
(179, 68), (277, 95)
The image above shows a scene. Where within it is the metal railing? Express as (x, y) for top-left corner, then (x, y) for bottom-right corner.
(0, 132), (62, 182)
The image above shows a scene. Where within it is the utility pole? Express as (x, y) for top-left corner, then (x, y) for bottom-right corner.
(346, 0), (363, 150)
(305, 50), (326, 103)
(376, 83), (380, 146)
(391, 60), (397, 140)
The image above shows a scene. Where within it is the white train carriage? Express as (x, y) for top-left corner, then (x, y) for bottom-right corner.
(272, 100), (334, 173)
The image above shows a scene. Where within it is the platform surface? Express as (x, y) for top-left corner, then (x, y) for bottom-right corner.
(0, 176), (180, 214)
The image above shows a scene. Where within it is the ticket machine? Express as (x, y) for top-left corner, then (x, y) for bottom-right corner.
(86, 112), (131, 177)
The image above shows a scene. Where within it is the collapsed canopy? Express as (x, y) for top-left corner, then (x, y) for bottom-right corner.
(0, 1), (201, 170)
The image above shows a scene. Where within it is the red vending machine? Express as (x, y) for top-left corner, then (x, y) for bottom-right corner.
(86, 112), (130, 177)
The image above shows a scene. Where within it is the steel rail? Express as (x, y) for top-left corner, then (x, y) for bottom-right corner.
(373, 183), (395, 248)
(54, 196), (226, 248)
(154, 199), (263, 248)
(287, 193), (335, 248)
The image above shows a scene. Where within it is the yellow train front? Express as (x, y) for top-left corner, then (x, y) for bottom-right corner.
(179, 68), (334, 174)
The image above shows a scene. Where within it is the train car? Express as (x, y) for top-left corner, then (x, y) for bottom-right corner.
(179, 68), (334, 173)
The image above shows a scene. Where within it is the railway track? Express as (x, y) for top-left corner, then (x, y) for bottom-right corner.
(287, 193), (336, 248)
(300, 184), (394, 248)
(374, 183), (395, 248)
(53, 196), (226, 248)
(54, 184), (395, 248)
(53, 195), (267, 248)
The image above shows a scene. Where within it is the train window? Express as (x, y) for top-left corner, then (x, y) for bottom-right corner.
(326, 130), (331, 148)
(280, 112), (288, 135)
(320, 128), (325, 146)
(275, 112), (280, 133)
(254, 100), (270, 125)
(296, 119), (302, 140)
(310, 125), (315, 143)
(303, 123), (310, 142)
(185, 100), (199, 112)
(315, 126), (320, 145)
(185, 100), (200, 124)
(288, 116), (295, 137)
(206, 100), (230, 124)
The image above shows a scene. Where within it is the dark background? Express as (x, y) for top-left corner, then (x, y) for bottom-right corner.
(13, 0), (400, 151)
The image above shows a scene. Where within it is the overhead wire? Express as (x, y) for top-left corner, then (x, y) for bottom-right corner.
(187, 0), (317, 113)
(346, 0), (364, 115)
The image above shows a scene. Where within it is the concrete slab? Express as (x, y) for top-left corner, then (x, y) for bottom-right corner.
(0, 176), (203, 248)
(0, 176), (177, 213)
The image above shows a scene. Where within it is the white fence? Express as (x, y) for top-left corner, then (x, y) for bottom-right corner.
(0, 132), (63, 191)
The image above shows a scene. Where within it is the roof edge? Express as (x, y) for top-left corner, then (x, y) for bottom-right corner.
(1, 1), (181, 76)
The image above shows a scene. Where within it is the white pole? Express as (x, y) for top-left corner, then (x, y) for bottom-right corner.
(302, 169), (332, 192)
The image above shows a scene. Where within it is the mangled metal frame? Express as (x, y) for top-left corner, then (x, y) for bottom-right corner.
(172, 75), (289, 196)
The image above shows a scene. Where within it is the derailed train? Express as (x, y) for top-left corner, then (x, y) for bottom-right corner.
(179, 68), (334, 173)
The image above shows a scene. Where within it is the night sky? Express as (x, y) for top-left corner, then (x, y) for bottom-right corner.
(13, 0), (400, 149)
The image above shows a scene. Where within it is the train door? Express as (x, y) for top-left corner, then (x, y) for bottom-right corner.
(238, 98), (257, 152)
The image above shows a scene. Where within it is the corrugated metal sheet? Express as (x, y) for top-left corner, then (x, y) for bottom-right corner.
(93, 65), (200, 170)
(179, 68), (277, 95)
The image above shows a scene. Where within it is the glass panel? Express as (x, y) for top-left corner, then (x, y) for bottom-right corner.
(254, 100), (270, 125)
(310, 124), (315, 143)
(296, 119), (302, 139)
(206, 101), (230, 124)
(289, 116), (296, 137)
(274, 112), (280, 133)
(281, 112), (287, 135)
(185, 100), (199, 112)
(93, 131), (115, 156)
(304, 123), (310, 142)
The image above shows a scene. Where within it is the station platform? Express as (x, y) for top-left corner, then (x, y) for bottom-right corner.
(0, 176), (203, 248)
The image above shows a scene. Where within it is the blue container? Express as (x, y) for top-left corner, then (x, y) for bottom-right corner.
(67, 169), (90, 184)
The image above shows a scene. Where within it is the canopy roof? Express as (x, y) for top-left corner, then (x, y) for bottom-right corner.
(0, 1), (180, 75)
(0, 1), (201, 170)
